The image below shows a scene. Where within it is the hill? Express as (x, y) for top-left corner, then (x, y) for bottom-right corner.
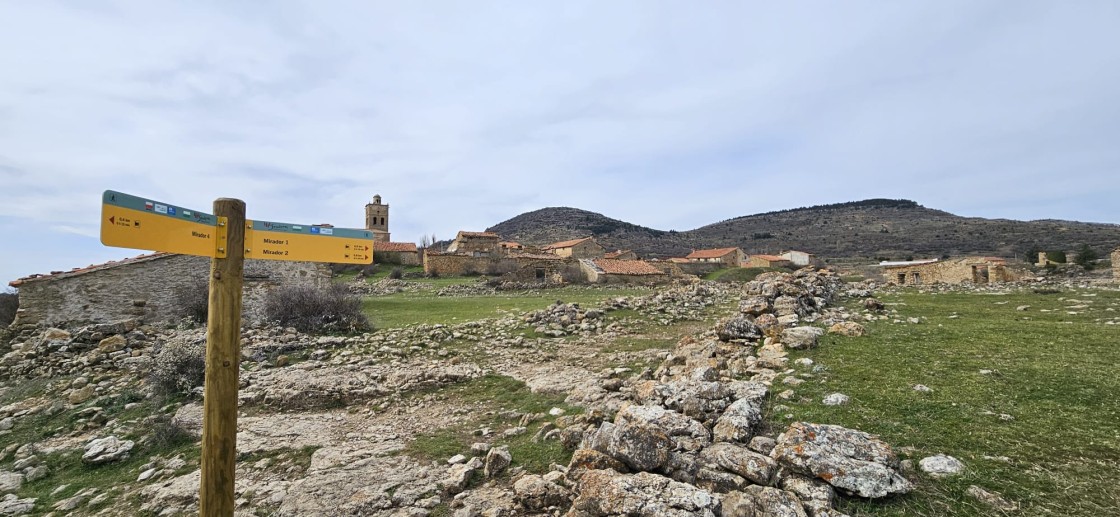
(486, 199), (1120, 261)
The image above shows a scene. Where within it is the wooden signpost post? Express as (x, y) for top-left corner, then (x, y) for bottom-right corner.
(100, 190), (373, 516)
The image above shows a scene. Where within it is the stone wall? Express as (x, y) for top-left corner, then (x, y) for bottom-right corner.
(424, 252), (574, 278)
(882, 258), (1024, 285)
(1113, 248), (1120, 280)
(676, 262), (724, 277)
(12, 254), (330, 328)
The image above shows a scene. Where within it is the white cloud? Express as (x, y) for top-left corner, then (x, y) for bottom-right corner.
(1, 0), (1118, 283)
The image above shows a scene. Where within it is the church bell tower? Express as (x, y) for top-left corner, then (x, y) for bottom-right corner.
(364, 194), (390, 242)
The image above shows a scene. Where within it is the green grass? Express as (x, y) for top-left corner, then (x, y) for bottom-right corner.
(362, 286), (644, 329)
(403, 375), (579, 474)
(774, 288), (1120, 516)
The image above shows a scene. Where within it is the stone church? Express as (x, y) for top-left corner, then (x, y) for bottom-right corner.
(365, 194), (391, 242)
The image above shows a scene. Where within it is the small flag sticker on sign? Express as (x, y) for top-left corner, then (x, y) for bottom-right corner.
(144, 201), (154, 210)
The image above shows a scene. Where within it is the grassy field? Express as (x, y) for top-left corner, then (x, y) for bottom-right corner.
(777, 288), (1120, 516)
(361, 286), (646, 329)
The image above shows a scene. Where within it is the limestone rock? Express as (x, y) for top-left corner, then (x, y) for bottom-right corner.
(827, 322), (865, 337)
(700, 443), (777, 485)
(68, 385), (95, 404)
(717, 316), (763, 343)
(821, 393), (849, 406)
(615, 404), (710, 452)
(0, 472), (22, 495)
(484, 446), (511, 478)
(739, 296), (772, 316)
(780, 474), (836, 516)
(781, 327), (823, 350)
(918, 454), (964, 478)
(171, 403), (204, 439)
(748, 436), (777, 455)
(602, 422), (673, 472)
(744, 485), (808, 517)
(770, 422), (911, 498)
(569, 469), (720, 516)
(568, 449), (628, 474)
(0, 494), (36, 515)
(513, 474), (570, 510)
(81, 436), (135, 465)
(98, 334), (127, 353)
(966, 485), (1018, 512)
(713, 397), (764, 443)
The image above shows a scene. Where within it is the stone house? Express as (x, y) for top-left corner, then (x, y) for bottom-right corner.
(542, 237), (606, 259)
(446, 231), (500, 256)
(881, 257), (1022, 285)
(1112, 248), (1120, 279)
(580, 259), (668, 285)
(779, 250), (814, 267)
(498, 241), (524, 255)
(8, 253), (330, 328)
(604, 249), (638, 260)
(685, 247), (746, 267)
(372, 241), (420, 266)
(423, 251), (568, 278)
(746, 254), (794, 268)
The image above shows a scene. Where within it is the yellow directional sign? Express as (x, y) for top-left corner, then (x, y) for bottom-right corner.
(245, 221), (373, 264)
(100, 190), (226, 258)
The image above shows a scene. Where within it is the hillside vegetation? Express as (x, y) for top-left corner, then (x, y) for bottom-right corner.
(487, 199), (1120, 261)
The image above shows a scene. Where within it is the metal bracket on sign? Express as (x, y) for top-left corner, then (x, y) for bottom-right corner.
(215, 216), (229, 258)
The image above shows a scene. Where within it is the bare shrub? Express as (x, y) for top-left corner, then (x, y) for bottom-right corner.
(173, 278), (210, 324)
(0, 289), (17, 326)
(388, 267), (404, 280)
(150, 338), (207, 397)
(264, 284), (370, 333)
(145, 413), (196, 449)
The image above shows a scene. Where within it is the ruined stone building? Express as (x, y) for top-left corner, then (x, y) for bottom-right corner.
(446, 231), (501, 256)
(371, 241), (420, 266)
(8, 253), (330, 328)
(541, 237), (606, 259)
(880, 257), (1023, 285)
(580, 258), (668, 285)
(746, 254), (793, 268)
(686, 247), (745, 267)
(604, 249), (638, 260)
(1113, 248), (1120, 279)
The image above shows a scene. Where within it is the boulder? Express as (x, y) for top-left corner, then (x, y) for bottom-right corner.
(514, 474), (570, 510)
(743, 486), (808, 517)
(918, 454), (964, 478)
(0, 494), (36, 516)
(98, 335), (127, 353)
(568, 469), (720, 516)
(739, 296), (772, 316)
(712, 397), (764, 443)
(568, 449), (629, 474)
(780, 474), (836, 516)
(615, 404), (710, 452)
(0, 472), (22, 495)
(81, 436), (135, 465)
(770, 422), (911, 498)
(484, 446), (511, 478)
(68, 385), (95, 404)
(822, 393), (849, 406)
(606, 422), (673, 472)
(781, 327), (823, 350)
(717, 316), (763, 343)
(699, 443), (777, 485)
(827, 322), (865, 337)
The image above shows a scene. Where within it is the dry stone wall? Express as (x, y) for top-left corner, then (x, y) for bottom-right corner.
(12, 254), (329, 328)
(1113, 248), (1120, 280)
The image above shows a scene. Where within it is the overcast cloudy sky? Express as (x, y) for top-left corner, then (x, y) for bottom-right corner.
(2, 1), (1118, 283)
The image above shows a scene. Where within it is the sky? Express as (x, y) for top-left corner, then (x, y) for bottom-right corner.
(2, 1), (1119, 284)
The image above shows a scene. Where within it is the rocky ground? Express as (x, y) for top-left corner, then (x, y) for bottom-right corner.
(0, 271), (1061, 516)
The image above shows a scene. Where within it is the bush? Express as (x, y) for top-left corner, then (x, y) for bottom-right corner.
(173, 278), (210, 324)
(388, 267), (404, 279)
(150, 338), (207, 397)
(145, 413), (196, 449)
(1073, 244), (1099, 269)
(0, 289), (17, 326)
(264, 284), (370, 334)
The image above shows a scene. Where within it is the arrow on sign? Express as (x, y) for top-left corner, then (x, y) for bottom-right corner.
(109, 216), (116, 225)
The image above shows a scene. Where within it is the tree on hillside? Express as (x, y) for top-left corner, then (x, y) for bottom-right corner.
(1073, 244), (1099, 269)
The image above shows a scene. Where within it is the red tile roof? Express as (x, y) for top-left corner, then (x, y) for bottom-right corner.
(593, 259), (664, 276)
(542, 237), (594, 250)
(686, 247), (741, 259)
(668, 257), (691, 263)
(373, 241), (418, 253)
(9, 252), (173, 287)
